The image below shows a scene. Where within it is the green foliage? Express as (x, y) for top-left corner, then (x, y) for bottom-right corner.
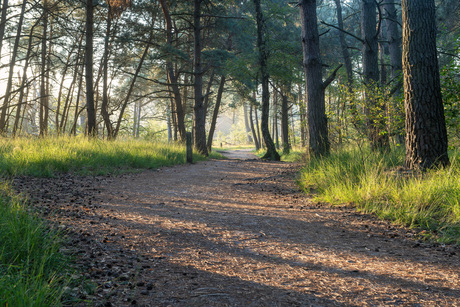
(0, 137), (220, 177)
(0, 183), (72, 305)
(299, 147), (460, 244)
(441, 58), (460, 147)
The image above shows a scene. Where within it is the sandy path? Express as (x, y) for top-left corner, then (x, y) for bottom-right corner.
(16, 150), (460, 306)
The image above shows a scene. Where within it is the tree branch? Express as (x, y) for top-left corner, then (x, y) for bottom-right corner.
(323, 64), (343, 89)
(320, 20), (364, 43)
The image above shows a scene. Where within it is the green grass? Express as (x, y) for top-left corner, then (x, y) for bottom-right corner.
(299, 147), (460, 244)
(0, 136), (222, 177)
(0, 183), (74, 306)
(0, 136), (223, 305)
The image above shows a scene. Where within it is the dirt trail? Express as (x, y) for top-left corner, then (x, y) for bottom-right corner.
(15, 150), (460, 306)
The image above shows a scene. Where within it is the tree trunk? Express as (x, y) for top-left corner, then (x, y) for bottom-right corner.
(254, 92), (262, 149)
(193, 0), (208, 156)
(402, 0), (449, 169)
(207, 75), (225, 153)
(159, 0), (186, 142)
(361, 0), (389, 151)
(113, 33), (152, 139)
(249, 102), (260, 150)
(85, 0), (96, 136)
(243, 102), (253, 143)
(281, 91), (290, 154)
(384, 0), (404, 144)
(0, 0), (26, 135)
(0, 0), (8, 56)
(39, 0), (48, 136)
(254, 0), (280, 160)
(300, 0), (329, 157)
(101, 7), (114, 138)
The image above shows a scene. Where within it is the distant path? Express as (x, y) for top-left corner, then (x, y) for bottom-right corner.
(16, 150), (460, 306)
(217, 148), (258, 160)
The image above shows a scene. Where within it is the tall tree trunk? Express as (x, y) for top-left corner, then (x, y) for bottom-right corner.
(281, 91), (290, 154)
(85, 0), (96, 136)
(207, 75), (225, 152)
(362, 0), (389, 151)
(0, 0), (8, 56)
(273, 89), (279, 149)
(254, 0), (280, 160)
(0, 0), (26, 135)
(159, 0), (186, 142)
(300, 0), (329, 157)
(101, 7), (114, 138)
(384, 0), (404, 144)
(402, 0), (449, 169)
(39, 0), (48, 136)
(193, 0), (208, 156)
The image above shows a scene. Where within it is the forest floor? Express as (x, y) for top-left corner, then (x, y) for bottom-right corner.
(13, 150), (460, 306)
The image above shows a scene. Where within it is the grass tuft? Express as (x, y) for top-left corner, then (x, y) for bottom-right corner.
(299, 147), (460, 244)
(0, 182), (72, 305)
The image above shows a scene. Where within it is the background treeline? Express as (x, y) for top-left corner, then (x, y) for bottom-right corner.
(0, 0), (458, 155)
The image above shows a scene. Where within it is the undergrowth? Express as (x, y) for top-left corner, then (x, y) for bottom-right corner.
(0, 183), (73, 305)
(299, 147), (460, 244)
(0, 136), (222, 177)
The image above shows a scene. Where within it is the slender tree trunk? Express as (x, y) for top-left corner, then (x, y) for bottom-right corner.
(273, 89), (279, 149)
(298, 84), (306, 147)
(281, 91), (290, 154)
(243, 102), (253, 143)
(254, 0), (279, 160)
(39, 0), (48, 136)
(85, 0), (96, 136)
(249, 102), (260, 150)
(0, 0), (8, 56)
(207, 75), (225, 152)
(402, 0), (449, 169)
(101, 7), (113, 138)
(113, 33), (152, 139)
(384, 0), (404, 144)
(0, 0), (26, 135)
(362, 0), (389, 151)
(193, 0), (208, 156)
(159, 0), (186, 142)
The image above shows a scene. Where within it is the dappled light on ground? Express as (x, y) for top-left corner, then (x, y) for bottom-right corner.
(15, 151), (460, 306)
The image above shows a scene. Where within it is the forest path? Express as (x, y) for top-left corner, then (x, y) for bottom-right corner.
(16, 150), (460, 306)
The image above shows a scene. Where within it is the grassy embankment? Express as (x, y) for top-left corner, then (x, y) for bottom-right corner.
(299, 147), (460, 244)
(0, 136), (221, 305)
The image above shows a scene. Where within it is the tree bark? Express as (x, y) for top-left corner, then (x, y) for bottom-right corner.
(300, 0), (329, 157)
(402, 0), (449, 169)
(193, 0), (208, 156)
(254, 0), (280, 160)
(243, 102), (253, 143)
(85, 0), (96, 136)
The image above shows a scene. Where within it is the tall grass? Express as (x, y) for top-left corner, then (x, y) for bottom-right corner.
(0, 136), (221, 177)
(0, 183), (72, 305)
(299, 147), (460, 244)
